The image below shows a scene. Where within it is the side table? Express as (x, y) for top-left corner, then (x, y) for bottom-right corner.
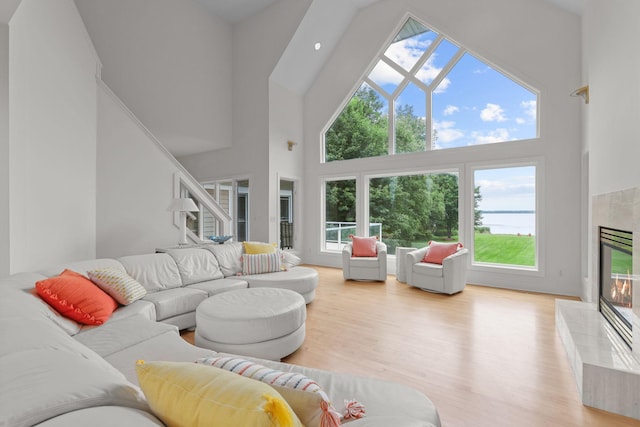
(395, 247), (416, 283)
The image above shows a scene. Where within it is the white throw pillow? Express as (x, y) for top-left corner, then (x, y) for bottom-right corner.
(241, 253), (282, 275)
(88, 268), (147, 305)
(281, 251), (303, 269)
(196, 356), (342, 427)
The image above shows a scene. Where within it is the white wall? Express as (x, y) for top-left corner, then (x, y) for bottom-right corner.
(95, 84), (187, 258)
(9, 0), (99, 274)
(0, 24), (9, 277)
(269, 81), (305, 246)
(179, 0), (310, 244)
(74, 0), (233, 158)
(583, 0), (640, 300)
(302, 0), (583, 296)
(584, 0), (640, 196)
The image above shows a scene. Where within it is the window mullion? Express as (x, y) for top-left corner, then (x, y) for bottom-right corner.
(409, 34), (445, 76)
(428, 48), (465, 92)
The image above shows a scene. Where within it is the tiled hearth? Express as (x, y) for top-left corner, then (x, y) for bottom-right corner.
(556, 300), (639, 419)
(556, 187), (640, 420)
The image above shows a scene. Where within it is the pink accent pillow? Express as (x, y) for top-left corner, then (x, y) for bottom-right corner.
(350, 235), (378, 257)
(35, 269), (118, 325)
(422, 241), (463, 265)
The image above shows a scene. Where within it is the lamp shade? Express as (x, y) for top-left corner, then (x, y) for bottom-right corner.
(168, 198), (199, 212)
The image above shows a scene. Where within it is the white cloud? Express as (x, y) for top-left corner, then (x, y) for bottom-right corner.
(472, 128), (510, 144)
(385, 38), (431, 71)
(443, 105), (459, 116)
(515, 117), (526, 125)
(433, 120), (464, 145)
(521, 100), (537, 120)
(432, 77), (451, 93)
(480, 103), (507, 122)
(368, 60), (403, 87)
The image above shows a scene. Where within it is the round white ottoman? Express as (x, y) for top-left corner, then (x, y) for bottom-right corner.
(195, 287), (306, 361)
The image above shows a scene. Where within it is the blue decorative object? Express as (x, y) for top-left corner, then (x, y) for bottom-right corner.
(209, 235), (232, 244)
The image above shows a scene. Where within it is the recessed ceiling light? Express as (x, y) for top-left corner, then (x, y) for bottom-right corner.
(314, 42), (322, 51)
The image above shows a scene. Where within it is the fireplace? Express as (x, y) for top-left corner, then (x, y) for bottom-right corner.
(599, 226), (633, 348)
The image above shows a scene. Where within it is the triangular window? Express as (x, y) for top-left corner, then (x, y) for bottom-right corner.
(324, 17), (538, 162)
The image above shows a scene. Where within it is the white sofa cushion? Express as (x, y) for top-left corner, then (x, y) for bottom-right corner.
(202, 242), (244, 277)
(163, 248), (224, 285)
(187, 277), (248, 296)
(0, 282), (82, 335)
(0, 349), (148, 427)
(245, 266), (319, 303)
(74, 314), (178, 357)
(203, 242), (244, 277)
(34, 406), (164, 426)
(118, 253), (183, 292)
(142, 287), (208, 321)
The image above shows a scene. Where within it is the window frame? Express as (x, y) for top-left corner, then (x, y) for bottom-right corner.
(321, 14), (540, 163)
(466, 159), (545, 276)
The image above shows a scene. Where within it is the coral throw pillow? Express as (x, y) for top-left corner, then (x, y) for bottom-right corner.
(350, 236), (378, 257)
(35, 269), (118, 325)
(422, 241), (463, 265)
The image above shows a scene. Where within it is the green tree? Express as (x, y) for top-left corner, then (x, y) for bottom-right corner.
(431, 174), (459, 238)
(325, 85), (462, 246)
(395, 104), (426, 153)
(325, 180), (355, 223)
(325, 85), (387, 162)
(474, 186), (483, 229)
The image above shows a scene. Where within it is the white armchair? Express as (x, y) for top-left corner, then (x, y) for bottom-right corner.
(405, 246), (469, 294)
(342, 241), (387, 281)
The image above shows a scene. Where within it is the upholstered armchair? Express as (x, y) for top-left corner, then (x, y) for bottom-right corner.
(405, 243), (468, 294)
(342, 240), (388, 281)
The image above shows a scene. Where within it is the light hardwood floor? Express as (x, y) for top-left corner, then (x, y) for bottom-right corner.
(182, 266), (640, 427)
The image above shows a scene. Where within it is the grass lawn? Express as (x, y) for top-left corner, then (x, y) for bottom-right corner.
(412, 233), (536, 266)
(474, 233), (536, 266)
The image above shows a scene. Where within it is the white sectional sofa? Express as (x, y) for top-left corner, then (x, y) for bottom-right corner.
(35, 243), (318, 331)
(0, 244), (441, 426)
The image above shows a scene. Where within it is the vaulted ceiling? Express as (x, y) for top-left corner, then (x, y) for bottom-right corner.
(195, 0), (584, 24)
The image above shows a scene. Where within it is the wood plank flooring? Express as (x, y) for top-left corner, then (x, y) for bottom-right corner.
(182, 266), (640, 427)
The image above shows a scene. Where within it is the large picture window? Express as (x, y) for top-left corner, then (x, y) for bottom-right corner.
(324, 179), (356, 251)
(324, 17), (538, 162)
(369, 172), (459, 255)
(473, 166), (537, 268)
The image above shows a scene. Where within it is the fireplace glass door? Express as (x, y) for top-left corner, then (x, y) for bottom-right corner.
(599, 227), (633, 348)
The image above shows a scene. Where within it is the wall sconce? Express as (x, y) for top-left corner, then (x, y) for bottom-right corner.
(168, 197), (199, 246)
(570, 85), (589, 104)
(287, 140), (297, 151)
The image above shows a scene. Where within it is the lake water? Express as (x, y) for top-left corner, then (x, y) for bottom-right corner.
(480, 212), (535, 235)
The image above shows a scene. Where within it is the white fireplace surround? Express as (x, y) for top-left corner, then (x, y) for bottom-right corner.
(556, 187), (640, 420)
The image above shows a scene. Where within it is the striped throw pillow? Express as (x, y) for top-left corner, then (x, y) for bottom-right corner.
(196, 356), (342, 427)
(88, 268), (147, 305)
(241, 253), (281, 275)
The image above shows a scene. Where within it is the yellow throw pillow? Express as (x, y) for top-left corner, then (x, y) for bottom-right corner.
(135, 360), (303, 427)
(196, 356), (343, 427)
(243, 241), (278, 254)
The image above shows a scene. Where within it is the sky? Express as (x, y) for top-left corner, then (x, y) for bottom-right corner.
(365, 19), (537, 212)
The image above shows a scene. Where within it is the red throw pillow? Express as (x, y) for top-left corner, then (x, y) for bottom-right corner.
(35, 269), (118, 325)
(422, 241), (463, 264)
(350, 235), (378, 257)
